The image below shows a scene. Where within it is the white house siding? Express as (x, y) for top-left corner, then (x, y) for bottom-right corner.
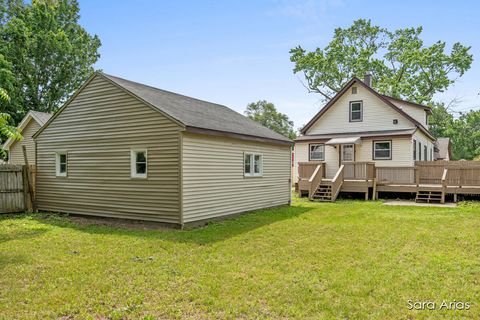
(396, 103), (428, 127)
(356, 137), (414, 167)
(307, 84), (414, 135)
(182, 133), (291, 223)
(295, 136), (415, 180)
(413, 130), (435, 161)
(8, 119), (41, 164)
(35, 75), (183, 223)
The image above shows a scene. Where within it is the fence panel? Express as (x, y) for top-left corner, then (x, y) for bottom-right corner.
(0, 165), (35, 213)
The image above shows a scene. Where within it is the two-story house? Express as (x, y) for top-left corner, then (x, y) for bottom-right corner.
(294, 74), (436, 200)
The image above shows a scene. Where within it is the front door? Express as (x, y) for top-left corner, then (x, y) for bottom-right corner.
(341, 144), (355, 162)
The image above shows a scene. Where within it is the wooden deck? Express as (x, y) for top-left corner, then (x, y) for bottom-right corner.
(297, 161), (480, 203)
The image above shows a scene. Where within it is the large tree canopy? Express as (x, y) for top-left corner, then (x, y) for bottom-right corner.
(290, 19), (473, 104)
(245, 100), (297, 140)
(0, 0), (101, 122)
(0, 63), (20, 156)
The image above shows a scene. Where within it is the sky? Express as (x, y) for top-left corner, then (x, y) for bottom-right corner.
(78, 0), (480, 129)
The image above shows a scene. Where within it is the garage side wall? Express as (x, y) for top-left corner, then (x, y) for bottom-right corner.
(35, 75), (183, 223)
(181, 133), (292, 223)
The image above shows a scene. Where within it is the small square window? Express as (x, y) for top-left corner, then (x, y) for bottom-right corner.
(349, 101), (363, 122)
(55, 152), (67, 177)
(351, 87), (357, 94)
(244, 153), (262, 177)
(373, 141), (392, 160)
(131, 149), (147, 178)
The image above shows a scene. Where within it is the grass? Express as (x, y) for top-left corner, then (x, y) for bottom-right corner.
(1, 197), (480, 319)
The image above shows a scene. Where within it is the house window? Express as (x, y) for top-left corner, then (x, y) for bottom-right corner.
(413, 139), (416, 161)
(349, 101), (363, 122)
(424, 146), (427, 161)
(430, 148), (433, 161)
(131, 149), (147, 178)
(244, 153), (263, 177)
(373, 141), (392, 160)
(309, 144), (325, 161)
(419, 142), (422, 160)
(55, 152), (67, 177)
(351, 87), (357, 94)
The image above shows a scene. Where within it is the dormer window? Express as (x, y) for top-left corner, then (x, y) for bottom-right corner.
(349, 101), (363, 122)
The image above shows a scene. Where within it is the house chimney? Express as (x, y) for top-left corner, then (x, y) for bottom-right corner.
(364, 72), (372, 87)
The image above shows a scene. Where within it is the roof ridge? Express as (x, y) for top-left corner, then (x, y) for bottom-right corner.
(101, 72), (232, 111)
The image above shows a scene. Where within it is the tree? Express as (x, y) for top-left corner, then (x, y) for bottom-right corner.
(0, 80), (21, 157)
(0, 0), (101, 122)
(428, 102), (455, 139)
(245, 100), (297, 140)
(429, 103), (480, 160)
(453, 110), (480, 160)
(290, 19), (473, 105)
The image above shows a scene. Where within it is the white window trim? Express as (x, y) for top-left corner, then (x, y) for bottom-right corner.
(244, 152), (263, 177)
(373, 141), (392, 160)
(131, 149), (148, 179)
(309, 144), (325, 161)
(55, 151), (67, 177)
(349, 101), (363, 122)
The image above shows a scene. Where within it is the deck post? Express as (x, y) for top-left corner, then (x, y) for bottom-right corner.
(372, 178), (377, 201)
(454, 194), (458, 203)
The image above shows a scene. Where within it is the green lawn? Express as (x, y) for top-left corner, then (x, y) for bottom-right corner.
(1, 197), (480, 319)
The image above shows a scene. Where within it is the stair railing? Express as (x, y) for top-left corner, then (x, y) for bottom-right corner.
(308, 164), (324, 200)
(441, 168), (448, 204)
(331, 165), (345, 201)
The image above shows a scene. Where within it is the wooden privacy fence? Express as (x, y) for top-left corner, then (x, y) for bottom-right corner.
(0, 164), (36, 213)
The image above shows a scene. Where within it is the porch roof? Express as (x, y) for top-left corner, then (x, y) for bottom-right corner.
(326, 137), (361, 145)
(294, 128), (417, 142)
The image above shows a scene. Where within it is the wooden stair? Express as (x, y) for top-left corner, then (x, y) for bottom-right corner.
(311, 184), (332, 202)
(415, 190), (443, 203)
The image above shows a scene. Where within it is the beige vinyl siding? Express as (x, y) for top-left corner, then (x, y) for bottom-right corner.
(8, 119), (41, 165)
(307, 84), (414, 135)
(389, 101), (428, 127)
(182, 133), (291, 223)
(295, 136), (415, 179)
(35, 75), (183, 223)
(413, 130), (435, 161)
(356, 137), (414, 167)
(293, 142), (308, 183)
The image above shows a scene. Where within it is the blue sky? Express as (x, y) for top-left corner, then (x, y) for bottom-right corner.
(79, 0), (480, 129)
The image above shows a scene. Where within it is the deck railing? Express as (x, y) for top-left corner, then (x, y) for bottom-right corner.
(376, 167), (416, 185)
(331, 165), (345, 201)
(343, 162), (375, 180)
(308, 164), (325, 200)
(298, 161), (324, 180)
(445, 168), (480, 187)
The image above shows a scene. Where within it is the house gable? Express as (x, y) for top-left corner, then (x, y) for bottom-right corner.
(305, 79), (415, 135)
(301, 78), (434, 141)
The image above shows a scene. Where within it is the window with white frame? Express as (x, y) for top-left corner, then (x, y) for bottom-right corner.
(131, 149), (147, 178)
(309, 144), (325, 161)
(349, 101), (363, 122)
(244, 153), (263, 177)
(55, 152), (67, 177)
(373, 141), (392, 160)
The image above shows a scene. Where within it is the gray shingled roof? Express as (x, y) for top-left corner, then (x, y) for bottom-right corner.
(102, 73), (292, 143)
(434, 137), (451, 160)
(30, 111), (52, 126)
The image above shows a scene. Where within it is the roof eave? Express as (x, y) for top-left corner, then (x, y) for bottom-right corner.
(185, 126), (293, 146)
